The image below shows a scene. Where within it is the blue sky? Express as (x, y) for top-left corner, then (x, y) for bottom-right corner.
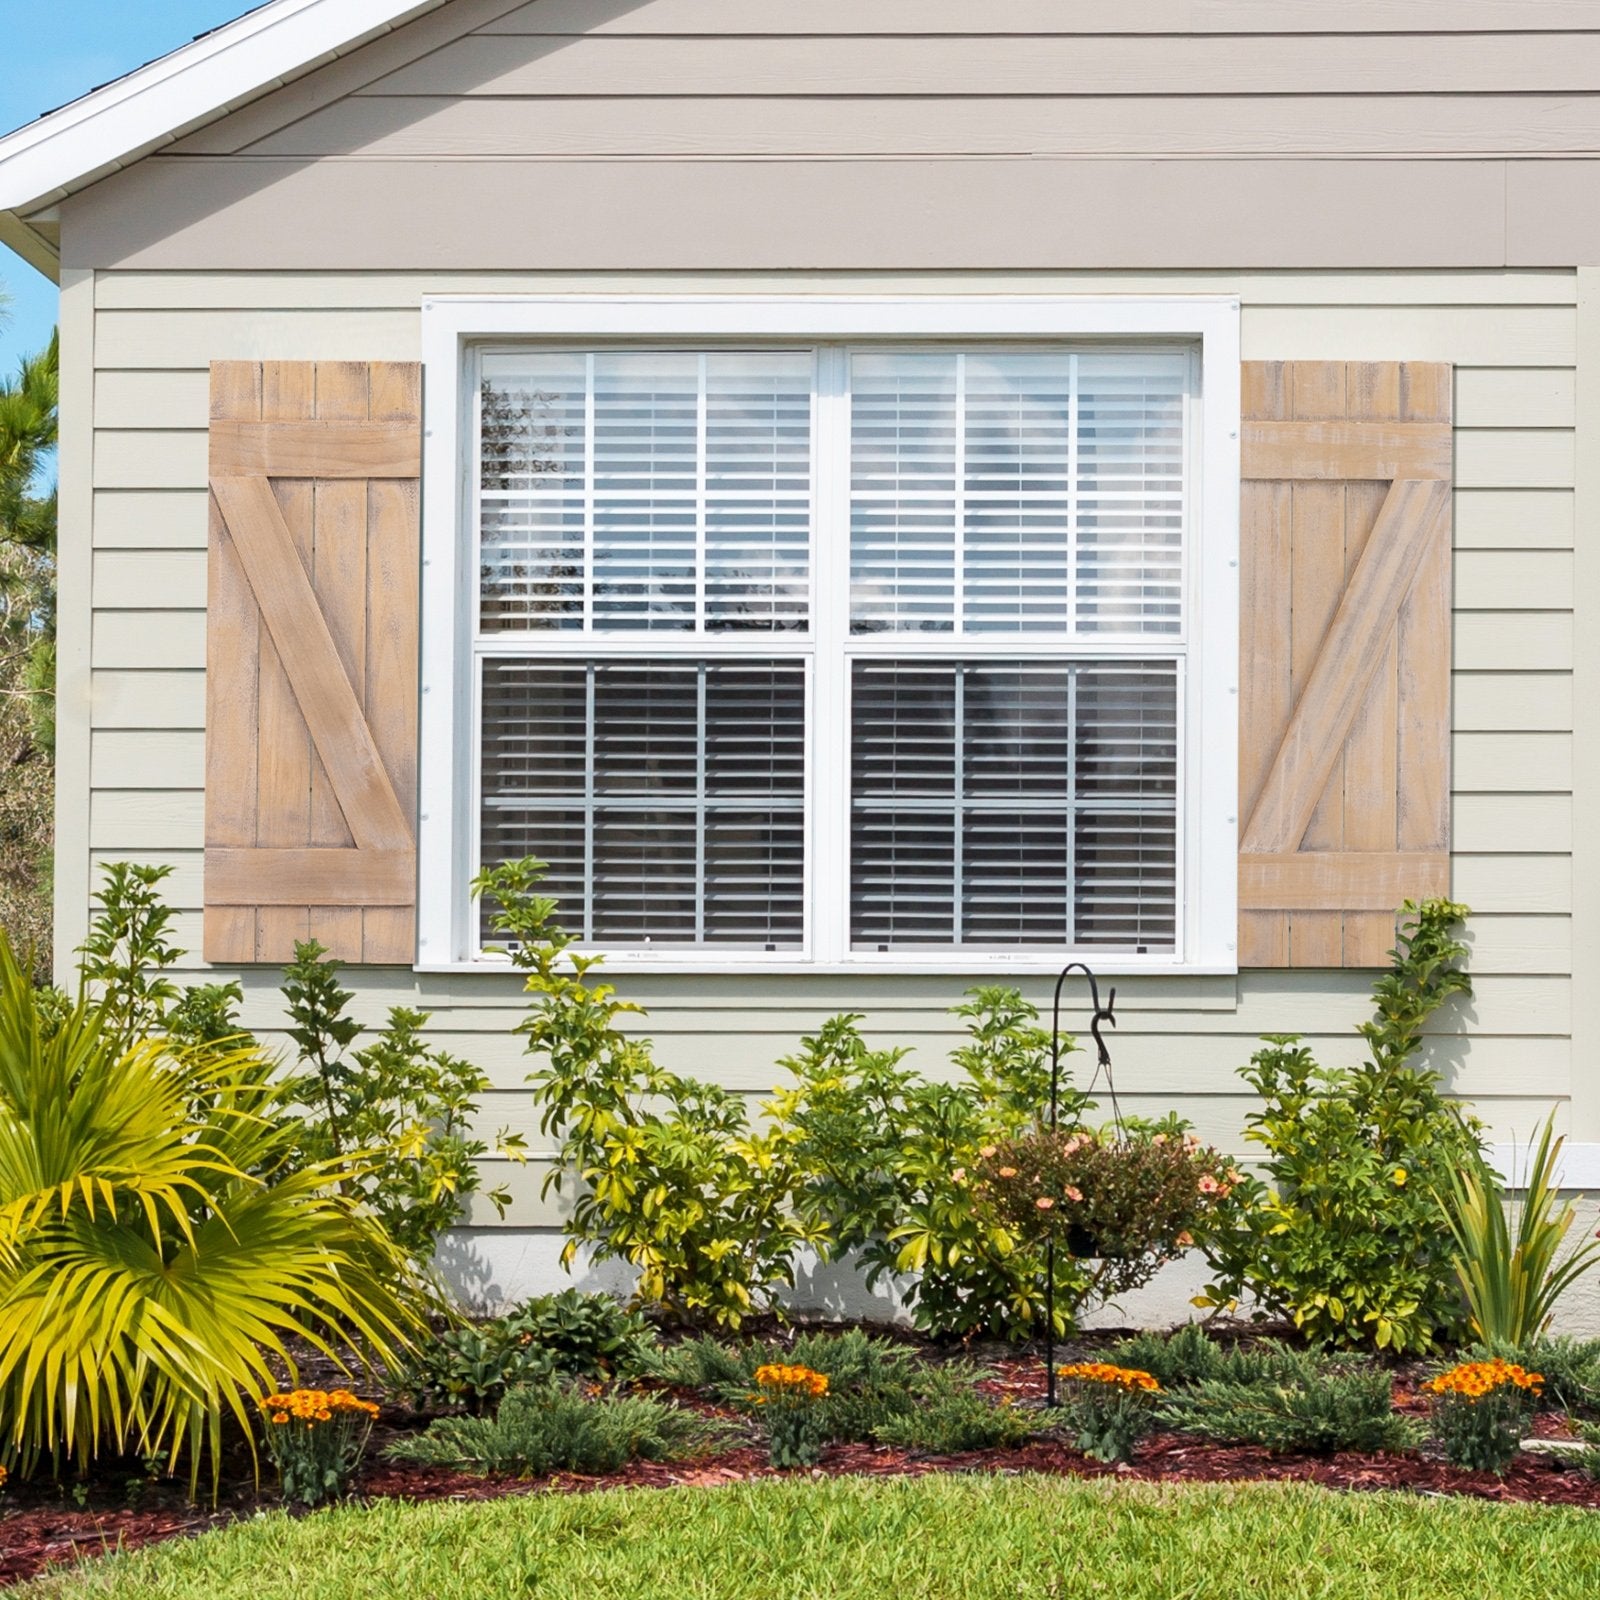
(0, 1), (249, 378)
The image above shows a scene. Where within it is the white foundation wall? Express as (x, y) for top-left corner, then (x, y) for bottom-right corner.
(58, 266), (1593, 1326)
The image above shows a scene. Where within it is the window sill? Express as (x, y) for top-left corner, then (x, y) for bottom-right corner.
(412, 955), (1242, 978)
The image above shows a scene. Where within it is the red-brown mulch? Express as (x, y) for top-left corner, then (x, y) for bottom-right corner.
(4, 1355), (1596, 1590)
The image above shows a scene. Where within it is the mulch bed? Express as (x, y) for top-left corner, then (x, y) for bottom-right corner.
(3, 1354), (1595, 1589)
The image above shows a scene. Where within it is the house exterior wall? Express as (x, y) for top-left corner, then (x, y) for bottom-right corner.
(41, 0), (1600, 1312)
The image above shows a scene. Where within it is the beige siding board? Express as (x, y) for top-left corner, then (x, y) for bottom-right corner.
(1455, 430), (1575, 491)
(88, 850), (202, 909)
(91, 670), (206, 729)
(1454, 732), (1572, 791)
(1455, 370), (1576, 430)
(93, 611), (204, 670)
(95, 490), (208, 549)
(61, 158), (1511, 273)
(479, 1), (1600, 35)
(361, 35), (1600, 99)
(1454, 672), (1573, 732)
(91, 731), (205, 790)
(91, 270), (1580, 311)
(89, 791), (204, 849)
(242, 93), (1600, 161)
(94, 550), (207, 607)
(95, 371), (209, 429)
(1453, 853), (1573, 912)
(1462, 915), (1572, 975)
(94, 431), (207, 491)
(1455, 490), (1573, 550)
(1453, 793), (1571, 852)
(1240, 307), (1575, 367)
(1454, 550), (1573, 611)
(1454, 614), (1573, 672)
(94, 310), (420, 369)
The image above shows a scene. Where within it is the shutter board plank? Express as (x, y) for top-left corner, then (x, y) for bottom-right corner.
(1240, 852), (1451, 912)
(1242, 478), (1450, 857)
(203, 362), (262, 965)
(212, 475), (412, 855)
(1241, 420), (1452, 481)
(208, 419), (421, 479)
(254, 364), (315, 960)
(309, 362), (371, 962)
(204, 359), (420, 965)
(1237, 359), (1454, 968)
(207, 848), (413, 906)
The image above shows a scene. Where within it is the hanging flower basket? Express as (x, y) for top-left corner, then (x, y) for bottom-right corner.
(972, 1128), (1241, 1296)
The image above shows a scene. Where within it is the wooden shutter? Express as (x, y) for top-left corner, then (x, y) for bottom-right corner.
(204, 361), (420, 965)
(1238, 361), (1452, 968)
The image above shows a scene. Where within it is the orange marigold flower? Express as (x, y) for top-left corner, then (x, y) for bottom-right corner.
(1055, 1363), (1162, 1395)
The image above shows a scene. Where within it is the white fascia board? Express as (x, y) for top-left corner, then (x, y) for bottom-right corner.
(0, 0), (447, 229)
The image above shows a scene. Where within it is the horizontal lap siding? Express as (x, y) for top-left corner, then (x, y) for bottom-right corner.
(79, 269), (1578, 1171)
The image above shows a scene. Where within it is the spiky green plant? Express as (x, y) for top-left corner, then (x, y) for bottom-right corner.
(1440, 1114), (1600, 1345)
(0, 934), (423, 1490)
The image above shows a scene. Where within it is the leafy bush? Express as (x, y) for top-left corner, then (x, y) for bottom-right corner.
(397, 1293), (653, 1415)
(0, 934), (421, 1489)
(1157, 1353), (1419, 1455)
(1198, 900), (1483, 1353)
(282, 941), (523, 1261)
(478, 860), (821, 1329)
(776, 994), (1092, 1341)
(1440, 1115), (1600, 1346)
(1109, 1324), (1230, 1389)
(1055, 1363), (1163, 1463)
(1424, 1359), (1542, 1475)
(974, 1126), (1240, 1305)
(261, 1388), (380, 1507)
(386, 1382), (720, 1475)
(872, 1390), (1034, 1454)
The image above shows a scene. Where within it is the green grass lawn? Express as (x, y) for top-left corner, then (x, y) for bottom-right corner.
(17, 1475), (1600, 1600)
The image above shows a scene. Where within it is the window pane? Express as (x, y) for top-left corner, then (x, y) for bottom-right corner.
(849, 350), (1187, 638)
(849, 660), (1177, 952)
(479, 351), (812, 634)
(481, 659), (806, 949)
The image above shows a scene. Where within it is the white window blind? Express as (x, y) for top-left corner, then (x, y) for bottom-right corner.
(469, 338), (1198, 964)
(849, 351), (1186, 636)
(481, 659), (807, 948)
(480, 351), (813, 633)
(850, 661), (1179, 952)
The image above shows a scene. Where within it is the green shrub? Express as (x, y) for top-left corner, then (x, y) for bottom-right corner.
(1198, 900), (1483, 1354)
(1554, 1419), (1600, 1479)
(504, 1290), (652, 1376)
(1158, 1353), (1420, 1455)
(776, 994), (1092, 1341)
(282, 941), (523, 1261)
(386, 1382), (721, 1475)
(0, 932), (422, 1490)
(1109, 1324), (1229, 1389)
(477, 860), (821, 1329)
(394, 1325), (559, 1416)
(872, 1390), (1034, 1455)
(1440, 1115), (1600, 1347)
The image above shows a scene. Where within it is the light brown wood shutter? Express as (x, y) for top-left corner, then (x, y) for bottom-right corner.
(1238, 361), (1452, 968)
(204, 361), (421, 965)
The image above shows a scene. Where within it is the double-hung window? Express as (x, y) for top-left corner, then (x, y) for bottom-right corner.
(419, 299), (1239, 973)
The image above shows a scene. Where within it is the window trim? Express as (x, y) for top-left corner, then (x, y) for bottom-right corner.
(418, 295), (1241, 976)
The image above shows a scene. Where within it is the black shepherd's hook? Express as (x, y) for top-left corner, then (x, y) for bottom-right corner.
(1044, 961), (1118, 1407)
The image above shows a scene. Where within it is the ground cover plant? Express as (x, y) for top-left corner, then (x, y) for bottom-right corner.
(17, 1477), (1600, 1600)
(384, 1381), (721, 1476)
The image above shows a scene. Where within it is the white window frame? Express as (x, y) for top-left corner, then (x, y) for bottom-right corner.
(418, 296), (1241, 976)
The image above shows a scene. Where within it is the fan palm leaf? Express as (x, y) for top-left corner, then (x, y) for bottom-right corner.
(0, 935), (424, 1488)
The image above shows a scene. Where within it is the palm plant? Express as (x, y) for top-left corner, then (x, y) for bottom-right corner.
(1439, 1114), (1600, 1346)
(0, 933), (423, 1489)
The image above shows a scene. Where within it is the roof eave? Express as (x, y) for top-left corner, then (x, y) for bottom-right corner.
(0, 0), (450, 275)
